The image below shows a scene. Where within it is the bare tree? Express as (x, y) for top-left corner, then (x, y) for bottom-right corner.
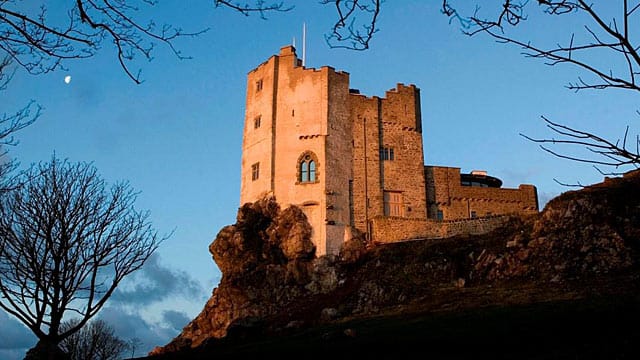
(441, 0), (640, 175)
(0, 156), (165, 358)
(59, 319), (128, 360)
(126, 337), (143, 359)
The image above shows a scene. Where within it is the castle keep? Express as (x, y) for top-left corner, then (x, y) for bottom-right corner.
(240, 46), (538, 256)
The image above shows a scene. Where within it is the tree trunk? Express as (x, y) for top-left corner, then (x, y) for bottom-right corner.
(23, 339), (69, 360)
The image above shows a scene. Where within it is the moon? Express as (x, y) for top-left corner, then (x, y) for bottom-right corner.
(64, 75), (71, 84)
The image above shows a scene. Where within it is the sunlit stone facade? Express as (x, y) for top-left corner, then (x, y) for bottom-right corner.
(239, 46), (538, 255)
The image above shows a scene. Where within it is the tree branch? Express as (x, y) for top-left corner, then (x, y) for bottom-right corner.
(321, 0), (381, 50)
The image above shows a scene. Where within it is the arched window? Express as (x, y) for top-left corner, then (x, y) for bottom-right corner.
(298, 152), (318, 183)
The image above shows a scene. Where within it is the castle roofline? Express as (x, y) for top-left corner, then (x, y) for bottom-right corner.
(247, 45), (349, 76)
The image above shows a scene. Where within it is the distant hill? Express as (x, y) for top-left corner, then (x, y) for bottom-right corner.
(145, 170), (640, 359)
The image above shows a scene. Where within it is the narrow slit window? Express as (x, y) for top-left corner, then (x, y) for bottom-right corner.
(300, 161), (308, 182)
(251, 162), (260, 181)
(309, 160), (316, 182)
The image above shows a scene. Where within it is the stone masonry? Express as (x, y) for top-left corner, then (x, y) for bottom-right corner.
(239, 46), (538, 255)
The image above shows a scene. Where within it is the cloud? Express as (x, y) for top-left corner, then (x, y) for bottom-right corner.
(103, 253), (206, 355)
(97, 306), (188, 357)
(112, 253), (205, 305)
(0, 310), (37, 360)
(162, 310), (191, 332)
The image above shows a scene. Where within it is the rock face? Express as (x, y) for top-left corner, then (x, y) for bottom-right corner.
(151, 170), (640, 356)
(151, 194), (369, 354)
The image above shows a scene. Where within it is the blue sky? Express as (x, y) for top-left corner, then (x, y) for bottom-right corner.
(2, 1), (637, 358)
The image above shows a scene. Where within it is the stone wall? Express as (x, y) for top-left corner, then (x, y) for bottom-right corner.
(379, 85), (427, 220)
(349, 84), (427, 236)
(350, 94), (382, 235)
(425, 166), (538, 220)
(370, 215), (511, 243)
(325, 68), (353, 255)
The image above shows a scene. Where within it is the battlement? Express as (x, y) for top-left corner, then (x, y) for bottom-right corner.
(248, 45), (349, 78)
(347, 83), (420, 102)
(386, 83), (419, 95)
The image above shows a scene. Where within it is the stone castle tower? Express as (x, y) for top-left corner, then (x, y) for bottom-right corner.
(240, 46), (538, 256)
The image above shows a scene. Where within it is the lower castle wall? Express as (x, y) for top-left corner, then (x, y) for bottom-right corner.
(370, 215), (511, 243)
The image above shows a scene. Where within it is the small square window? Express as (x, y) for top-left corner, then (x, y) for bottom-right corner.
(436, 210), (444, 221)
(256, 79), (263, 92)
(470, 211), (477, 219)
(254, 115), (261, 129)
(251, 162), (260, 181)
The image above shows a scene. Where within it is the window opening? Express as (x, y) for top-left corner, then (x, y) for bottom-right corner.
(383, 191), (404, 217)
(309, 160), (316, 181)
(298, 153), (318, 183)
(251, 162), (260, 181)
(380, 147), (395, 161)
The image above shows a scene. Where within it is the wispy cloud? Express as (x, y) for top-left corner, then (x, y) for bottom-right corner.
(0, 253), (205, 359)
(98, 306), (189, 357)
(112, 253), (205, 305)
(162, 310), (192, 332)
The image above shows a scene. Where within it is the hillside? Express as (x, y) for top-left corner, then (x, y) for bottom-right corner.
(146, 170), (640, 359)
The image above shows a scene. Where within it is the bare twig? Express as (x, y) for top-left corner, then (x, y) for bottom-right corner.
(443, 0), (640, 173)
(0, 0), (208, 83)
(520, 116), (640, 172)
(321, 0), (381, 50)
(214, 0), (292, 18)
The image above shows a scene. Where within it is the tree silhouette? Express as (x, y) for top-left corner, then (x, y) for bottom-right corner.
(0, 1), (391, 84)
(0, 156), (166, 358)
(59, 319), (127, 360)
(441, 0), (640, 174)
(0, 0), (207, 84)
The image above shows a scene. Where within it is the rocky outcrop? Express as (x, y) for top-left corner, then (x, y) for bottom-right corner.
(472, 171), (639, 282)
(151, 195), (370, 354)
(151, 170), (640, 357)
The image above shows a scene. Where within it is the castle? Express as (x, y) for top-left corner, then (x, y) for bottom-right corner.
(240, 46), (538, 256)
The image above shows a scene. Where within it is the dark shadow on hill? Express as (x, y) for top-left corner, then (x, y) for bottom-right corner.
(142, 169), (640, 360)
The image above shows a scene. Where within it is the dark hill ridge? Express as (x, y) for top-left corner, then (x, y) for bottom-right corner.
(147, 170), (640, 359)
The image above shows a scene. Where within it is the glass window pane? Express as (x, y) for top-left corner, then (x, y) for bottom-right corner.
(301, 161), (308, 182)
(309, 161), (316, 181)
